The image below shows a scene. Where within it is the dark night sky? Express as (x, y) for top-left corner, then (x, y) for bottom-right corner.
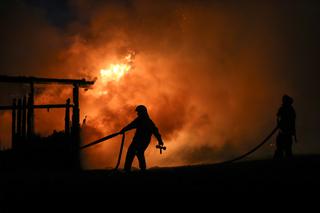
(0, 0), (320, 167)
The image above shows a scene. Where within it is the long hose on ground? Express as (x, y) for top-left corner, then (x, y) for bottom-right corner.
(215, 126), (278, 165)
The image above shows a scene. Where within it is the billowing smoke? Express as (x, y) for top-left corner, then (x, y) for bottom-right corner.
(1, 0), (319, 169)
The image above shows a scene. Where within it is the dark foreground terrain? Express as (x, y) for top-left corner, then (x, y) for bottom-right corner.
(1, 155), (320, 210)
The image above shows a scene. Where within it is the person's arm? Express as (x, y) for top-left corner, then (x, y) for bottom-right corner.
(119, 118), (138, 134)
(152, 123), (164, 146)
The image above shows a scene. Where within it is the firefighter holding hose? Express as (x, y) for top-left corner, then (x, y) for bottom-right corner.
(119, 105), (165, 172)
(274, 95), (297, 159)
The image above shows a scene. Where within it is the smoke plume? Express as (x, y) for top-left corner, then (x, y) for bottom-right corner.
(1, 0), (319, 169)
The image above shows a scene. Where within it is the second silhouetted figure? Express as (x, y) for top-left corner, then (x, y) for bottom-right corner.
(119, 105), (164, 172)
(274, 95), (297, 160)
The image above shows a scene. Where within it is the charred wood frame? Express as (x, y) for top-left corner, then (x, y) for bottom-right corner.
(0, 75), (94, 168)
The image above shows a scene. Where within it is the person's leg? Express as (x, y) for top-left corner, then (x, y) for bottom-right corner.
(136, 149), (146, 171)
(274, 133), (284, 160)
(124, 144), (136, 172)
(284, 135), (293, 159)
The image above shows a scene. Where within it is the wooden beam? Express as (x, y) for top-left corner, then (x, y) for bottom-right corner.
(0, 75), (94, 88)
(0, 104), (74, 110)
(31, 104), (75, 109)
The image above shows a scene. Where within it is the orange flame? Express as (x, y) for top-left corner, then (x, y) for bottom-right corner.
(100, 63), (131, 83)
(94, 52), (134, 96)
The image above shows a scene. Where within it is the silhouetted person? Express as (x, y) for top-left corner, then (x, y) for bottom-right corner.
(119, 105), (164, 172)
(274, 95), (297, 160)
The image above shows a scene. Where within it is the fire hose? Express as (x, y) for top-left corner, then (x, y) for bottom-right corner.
(80, 126), (278, 169)
(80, 132), (166, 170)
(216, 126), (279, 165)
(80, 132), (125, 170)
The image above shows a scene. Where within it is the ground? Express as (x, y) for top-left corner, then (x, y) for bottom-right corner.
(1, 155), (319, 210)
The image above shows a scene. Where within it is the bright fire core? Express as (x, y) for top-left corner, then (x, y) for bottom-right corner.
(100, 64), (131, 83)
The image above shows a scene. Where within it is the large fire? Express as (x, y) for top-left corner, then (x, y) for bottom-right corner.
(95, 52), (134, 95)
(100, 64), (131, 83)
(1, 0), (294, 170)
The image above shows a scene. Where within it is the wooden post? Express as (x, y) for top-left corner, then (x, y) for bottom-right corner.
(72, 84), (80, 169)
(27, 94), (32, 139)
(65, 98), (70, 136)
(22, 96), (27, 140)
(72, 84), (80, 136)
(29, 83), (35, 136)
(17, 99), (22, 140)
(11, 99), (17, 149)
(0, 113), (1, 149)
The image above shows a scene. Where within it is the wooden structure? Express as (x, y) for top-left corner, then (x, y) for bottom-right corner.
(0, 75), (94, 169)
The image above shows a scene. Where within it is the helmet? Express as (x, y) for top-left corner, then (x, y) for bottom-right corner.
(282, 95), (294, 105)
(135, 105), (148, 113)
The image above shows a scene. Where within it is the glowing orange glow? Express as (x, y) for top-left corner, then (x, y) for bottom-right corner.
(93, 52), (134, 96)
(100, 63), (131, 83)
(0, 0), (289, 170)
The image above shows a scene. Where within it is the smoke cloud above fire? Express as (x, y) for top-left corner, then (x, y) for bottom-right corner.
(1, 0), (320, 169)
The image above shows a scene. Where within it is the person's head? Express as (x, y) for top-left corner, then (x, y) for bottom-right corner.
(135, 105), (149, 117)
(282, 94), (294, 105)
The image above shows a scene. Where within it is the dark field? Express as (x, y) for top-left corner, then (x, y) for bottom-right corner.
(1, 155), (319, 203)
